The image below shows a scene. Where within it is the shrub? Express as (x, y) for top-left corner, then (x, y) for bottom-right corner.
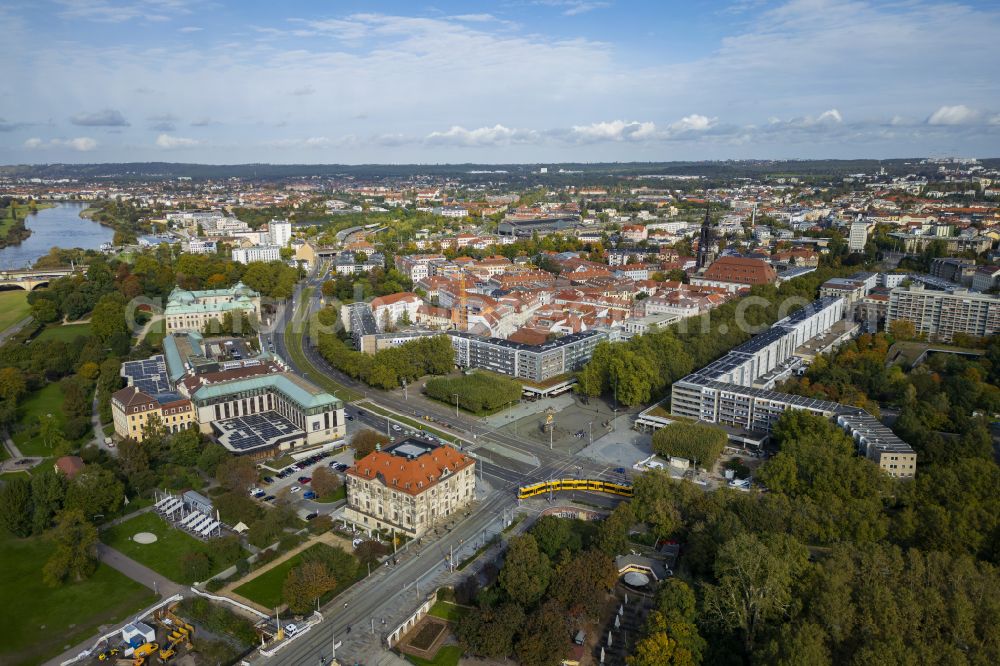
(425, 372), (522, 414)
(651, 421), (728, 467)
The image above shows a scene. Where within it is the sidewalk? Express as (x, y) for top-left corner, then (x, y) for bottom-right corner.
(218, 531), (354, 613)
(97, 542), (185, 598)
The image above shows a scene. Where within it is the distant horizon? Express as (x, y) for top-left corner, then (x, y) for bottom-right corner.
(3, 156), (998, 169)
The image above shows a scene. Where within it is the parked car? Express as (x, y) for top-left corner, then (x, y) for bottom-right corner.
(263, 495), (276, 502)
(305, 512), (318, 521)
(391, 424), (401, 432)
(284, 623), (299, 636)
(303, 491), (317, 500)
(290, 486), (301, 493)
(297, 476), (311, 483)
(262, 476), (275, 484)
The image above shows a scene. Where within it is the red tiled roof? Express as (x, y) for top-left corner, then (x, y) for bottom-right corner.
(348, 445), (473, 495)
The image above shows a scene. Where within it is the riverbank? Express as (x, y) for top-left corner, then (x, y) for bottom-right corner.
(0, 201), (114, 269)
(0, 202), (54, 249)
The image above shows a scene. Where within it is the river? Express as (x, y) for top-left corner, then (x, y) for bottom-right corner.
(0, 202), (114, 269)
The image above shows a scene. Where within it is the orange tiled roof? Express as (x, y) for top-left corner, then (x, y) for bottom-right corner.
(348, 445), (473, 495)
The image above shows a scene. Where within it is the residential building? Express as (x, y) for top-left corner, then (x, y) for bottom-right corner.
(268, 219), (292, 247)
(164, 282), (261, 333)
(972, 265), (1000, 292)
(345, 439), (476, 538)
(370, 293), (422, 331)
(448, 329), (607, 384)
(848, 218), (869, 251)
(232, 245), (281, 264)
(111, 386), (195, 442)
(886, 284), (1000, 342)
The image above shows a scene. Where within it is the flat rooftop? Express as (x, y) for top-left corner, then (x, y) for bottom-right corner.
(211, 411), (302, 453)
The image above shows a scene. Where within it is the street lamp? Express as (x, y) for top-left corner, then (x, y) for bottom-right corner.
(453, 393), (459, 417)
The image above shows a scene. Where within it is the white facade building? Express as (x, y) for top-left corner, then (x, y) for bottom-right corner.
(232, 245), (281, 264)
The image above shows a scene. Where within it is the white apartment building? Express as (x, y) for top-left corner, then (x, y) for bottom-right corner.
(848, 219), (869, 252)
(370, 292), (422, 330)
(232, 245), (281, 264)
(887, 285), (1000, 342)
(268, 219), (292, 247)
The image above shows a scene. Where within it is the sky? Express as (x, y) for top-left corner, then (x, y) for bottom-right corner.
(1, 0), (999, 164)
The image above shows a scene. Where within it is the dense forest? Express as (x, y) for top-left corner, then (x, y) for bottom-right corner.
(457, 404), (1000, 666)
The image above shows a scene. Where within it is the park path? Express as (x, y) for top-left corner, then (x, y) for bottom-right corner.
(218, 531), (353, 614)
(3, 431), (24, 458)
(97, 542), (186, 598)
(0, 315), (32, 346)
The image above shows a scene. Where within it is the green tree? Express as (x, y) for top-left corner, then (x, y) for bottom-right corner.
(351, 428), (389, 459)
(499, 534), (552, 606)
(0, 476), (33, 537)
(0, 366), (26, 402)
(702, 533), (809, 652)
(30, 468), (66, 535)
(651, 422), (728, 467)
(90, 293), (128, 342)
(31, 298), (60, 323)
(311, 466), (342, 498)
(64, 468), (125, 520)
(515, 600), (568, 666)
(181, 551), (212, 583)
(282, 560), (336, 614)
(42, 509), (99, 586)
(216, 456), (257, 493)
(457, 602), (525, 658)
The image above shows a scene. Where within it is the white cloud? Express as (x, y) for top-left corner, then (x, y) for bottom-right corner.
(815, 109), (843, 124)
(570, 120), (656, 142)
(70, 108), (129, 126)
(927, 105), (981, 126)
(56, 0), (195, 24)
(667, 114), (716, 133)
(24, 136), (98, 151)
(426, 125), (537, 146)
(155, 133), (198, 148)
(537, 1), (611, 16)
(179, 26), (201, 33)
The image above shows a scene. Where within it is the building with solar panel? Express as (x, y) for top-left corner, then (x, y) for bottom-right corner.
(668, 296), (917, 478)
(112, 328), (345, 458)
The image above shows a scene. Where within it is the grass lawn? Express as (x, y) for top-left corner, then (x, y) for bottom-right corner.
(102, 513), (237, 585)
(234, 542), (360, 609)
(405, 645), (463, 666)
(35, 322), (93, 342)
(0, 530), (155, 666)
(141, 318), (165, 349)
(285, 289), (364, 402)
(12, 383), (66, 457)
(428, 601), (469, 623)
(314, 485), (347, 503)
(0, 290), (31, 333)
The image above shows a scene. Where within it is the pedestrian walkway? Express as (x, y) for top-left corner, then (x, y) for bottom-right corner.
(218, 531), (354, 613)
(97, 542), (185, 598)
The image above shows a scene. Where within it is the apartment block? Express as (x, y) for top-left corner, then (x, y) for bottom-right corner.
(448, 329), (607, 383)
(886, 285), (1000, 342)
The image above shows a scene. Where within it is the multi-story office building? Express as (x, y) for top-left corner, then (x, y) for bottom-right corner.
(231, 245), (282, 264)
(345, 439), (475, 537)
(448, 329), (607, 383)
(886, 284), (1000, 342)
(164, 282), (261, 333)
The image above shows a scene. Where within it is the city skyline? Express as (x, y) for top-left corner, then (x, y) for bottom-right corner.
(2, 0), (1000, 163)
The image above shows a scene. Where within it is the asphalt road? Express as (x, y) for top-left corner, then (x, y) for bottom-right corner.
(254, 270), (626, 663)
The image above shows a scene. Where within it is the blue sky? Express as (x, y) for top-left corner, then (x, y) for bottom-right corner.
(2, 0), (999, 164)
